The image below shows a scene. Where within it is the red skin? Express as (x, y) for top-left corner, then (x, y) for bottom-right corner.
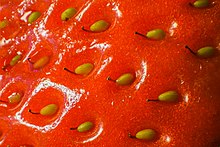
(0, 0), (220, 146)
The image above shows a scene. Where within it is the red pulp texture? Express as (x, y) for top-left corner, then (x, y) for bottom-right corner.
(0, 0), (220, 146)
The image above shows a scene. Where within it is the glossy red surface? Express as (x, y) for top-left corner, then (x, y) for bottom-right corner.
(0, 0), (220, 146)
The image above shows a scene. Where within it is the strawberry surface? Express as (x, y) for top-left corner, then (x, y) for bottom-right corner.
(0, 0), (220, 146)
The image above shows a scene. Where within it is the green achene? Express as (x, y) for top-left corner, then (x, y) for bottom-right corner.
(146, 29), (166, 40)
(33, 56), (50, 69)
(8, 93), (22, 104)
(40, 104), (58, 116)
(135, 129), (156, 140)
(197, 46), (215, 58)
(10, 55), (21, 66)
(193, 0), (209, 8)
(116, 73), (135, 85)
(61, 8), (77, 21)
(28, 11), (41, 23)
(77, 121), (94, 132)
(158, 91), (178, 102)
(90, 20), (110, 32)
(74, 63), (94, 75)
(0, 20), (8, 29)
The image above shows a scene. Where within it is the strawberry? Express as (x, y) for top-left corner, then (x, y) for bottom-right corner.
(0, 0), (220, 146)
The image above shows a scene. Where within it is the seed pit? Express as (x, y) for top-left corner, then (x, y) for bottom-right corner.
(1, 52), (23, 71)
(21, 87), (64, 126)
(0, 79), (26, 108)
(63, 49), (101, 78)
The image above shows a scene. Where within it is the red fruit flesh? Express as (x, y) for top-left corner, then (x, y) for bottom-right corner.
(0, 0), (220, 146)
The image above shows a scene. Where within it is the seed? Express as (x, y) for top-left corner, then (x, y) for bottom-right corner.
(116, 73), (135, 85)
(0, 20), (8, 29)
(193, 0), (209, 8)
(77, 121), (94, 132)
(158, 91), (178, 102)
(61, 8), (77, 21)
(10, 55), (21, 66)
(146, 29), (166, 40)
(135, 129), (156, 140)
(28, 11), (41, 23)
(8, 93), (22, 104)
(33, 56), (50, 69)
(197, 46), (214, 58)
(40, 104), (58, 116)
(74, 63), (94, 75)
(90, 20), (110, 32)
